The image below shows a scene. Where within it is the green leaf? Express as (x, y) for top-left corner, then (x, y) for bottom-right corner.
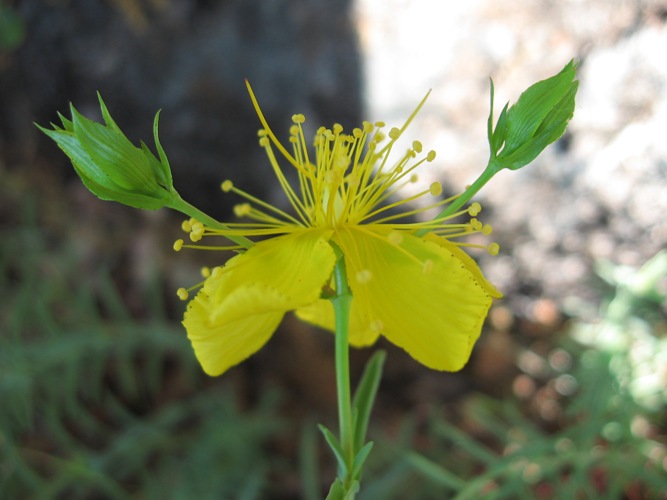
(351, 350), (386, 454)
(325, 478), (346, 500)
(318, 424), (349, 479)
(351, 441), (374, 480)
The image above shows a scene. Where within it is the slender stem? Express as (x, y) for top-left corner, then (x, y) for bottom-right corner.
(415, 159), (500, 237)
(331, 252), (354, 471)
(167, 193), (253, 249)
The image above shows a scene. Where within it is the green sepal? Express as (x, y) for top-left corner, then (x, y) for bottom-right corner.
(37, 94), (177, 210)
(152, 109), (174, 188)
(490, 59), (578, 171)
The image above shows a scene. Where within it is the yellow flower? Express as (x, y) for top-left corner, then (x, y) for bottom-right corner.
(179, 84), (502, 376)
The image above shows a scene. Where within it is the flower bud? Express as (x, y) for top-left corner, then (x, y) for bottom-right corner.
(488, 60), (578, 171)
(37, 93), (176, 209)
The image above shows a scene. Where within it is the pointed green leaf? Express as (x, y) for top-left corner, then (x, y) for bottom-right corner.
(351, 441), (374, 480)
(352, 350), (385, 453)
(325, 478), (346, 500)
(318, 424), (349, 479)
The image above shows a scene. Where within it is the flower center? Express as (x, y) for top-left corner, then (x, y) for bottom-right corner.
(171, 84), (500, 301)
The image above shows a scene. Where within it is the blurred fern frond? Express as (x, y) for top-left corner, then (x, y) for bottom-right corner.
(0, 196), (284, 499)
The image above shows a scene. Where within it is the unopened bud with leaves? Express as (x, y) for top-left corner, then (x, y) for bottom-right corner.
(37, 93), (177, 210)
(488, 59), (578, 171)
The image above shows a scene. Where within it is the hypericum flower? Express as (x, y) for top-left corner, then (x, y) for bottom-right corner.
(178, 83), (502, 376)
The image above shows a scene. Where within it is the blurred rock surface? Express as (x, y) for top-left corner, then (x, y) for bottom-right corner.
(1, 0), (362, 217)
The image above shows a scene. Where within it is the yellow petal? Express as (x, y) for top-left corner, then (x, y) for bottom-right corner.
(295, 294), (381, 348)
(425, 233), (502, 298)
(183, 229), (336, 375)
(334, 226), (497, 371)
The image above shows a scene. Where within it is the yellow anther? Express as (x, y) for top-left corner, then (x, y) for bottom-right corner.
(201, 266), (211, 278)
(234, 203), (251, 217)
(257, 129), (268, 137)
(177, 288), (189, 301)
(429, 182), (442, 196)
(289, 124), (299, 136)
(356, 269), (373, 284)
(468, 202), (482, 216)
(410, 173), (418, 183)
(292, 113), (305, 124)
(426, 150), (436, 162)
(181, 220), (192, 232)
(470, 218), (483, 231)
(374, 121), (385, 128)
(412, 140), (423, 153)
(422, 259), (434, 274)
(173, 239), (184, 251)
(221, 180), (234, 192)
(482, 224), (493, 235)
(363, 121), (374, 133)
(333, 123), (343, 135)
(259, 136), (270, 147)
(189, 232), (203, 242)
(388, 127), (400, 139)
(388, 231), (403, 245)
(488, 242), (500, 255)
(352, 127), (363, 138)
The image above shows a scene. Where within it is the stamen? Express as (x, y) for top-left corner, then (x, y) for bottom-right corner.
(173, 239), (184, 251)
(177, 288), (189, 301)
(201, 266), (211, 278)
(234, 203), (252, 217)
(488, 242), (500, 255)
(429, 182), (442, 196)
(221, 180), (234, 192)
(468, 202), (482, 216)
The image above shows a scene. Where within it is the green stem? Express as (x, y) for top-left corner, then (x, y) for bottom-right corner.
(331, 252), (354, 478)
(167, 193), (253, 249)
(416, 159), (500, 236)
